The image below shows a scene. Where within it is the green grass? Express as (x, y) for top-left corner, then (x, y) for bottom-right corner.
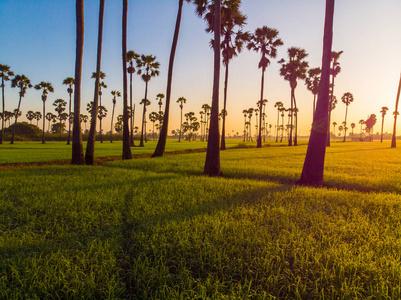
(1, 141), (401, 298)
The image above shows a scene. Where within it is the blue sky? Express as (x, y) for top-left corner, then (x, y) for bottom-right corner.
(1, 0), (401, 136)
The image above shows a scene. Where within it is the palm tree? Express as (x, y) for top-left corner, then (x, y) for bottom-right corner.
(85, 0), (105, 165)
(81, 114), (88, 131)
(156, 93), (164, 134)
(305, 67), (321, 117)
(365, 114), (377, 141)
(258, 99), (268, 141)
(26, 111), (35, 124)
(10, 74), (32, 144)
(338, 125), (343, 137)
(126, 50), (139, 146)
(203, 0), (221, 176)
(185, 111), (195, 141)
(34, 111), (42, 127)
(34, 81), (54, 144)
(72, 0), (85, 165)
(298, 0), (335, 186)
(97, 105), (107, 141)
(0, 64), (14, 144)
(274, 101), (283, 142)
(53, 99), (67, 138)
(149, 111), (158, 140)
(341, 92), (354, 142)
(359, 119), (365, 139)
(153, 0), (191, 157)
(202, 103), (211, 141)
(110, 90), (121, 143)
(391, 74), (401, 148)
(248, 26), (283, 148)
(176, 96), (186, 142)
(63, 77), (74, 145)
(242, 109), (248, 141)
(327, 50), (343, 146)
(46, 112), (55, 132)
(332, 121), (337, 140)
(380, 106), (389, 143)
(91, 72), (106, 143)
(139, 98), (151, 143)
(136, 54), (160, 147)
(350, 123), (356, 140)
(279, 47), (309, 146)
(247, 108), (254, 141)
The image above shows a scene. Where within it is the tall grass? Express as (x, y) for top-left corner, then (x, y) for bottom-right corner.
(1, 141), (401, 298)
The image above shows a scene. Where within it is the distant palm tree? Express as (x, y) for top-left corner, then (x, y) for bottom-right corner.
(274, 101), (283, 142)
(332, 121), (337, 140)
(327, 50), (343, 146)
(34, 111), (42, 127)
(85, 0), (105, 165)
(338, 125), (343, 137)
(72, 0), (85, 165)
(149, 111), (158, 140)
(247, 108), (254, 141)
(110, 90), (121, 143)
(34, 81), (54, 143)
(202, 103), (211, 141)
(359, 119), (365, 139)
(305, 67), (321, 117)
(46, 112), (55, 132)
(341, 92), (354, 142)
(53, 99), (67, 138)
(0, 64), (14, 144)
(11, 74), (32, 144)
(177, 96), (187, 142)
(139, 98), (151, 143)
(248, 26), (283, 148)
(279, 47), (309, 146)
(26, 111), (35, 124)
(127, 50), (139, 146)
(380, 106), (389, 143)
(136, 54), (160, 147)
(242, 109), (248, 141)
(91, 72), (106, 143)
(63, 77), (74, 145)
(156, 93), (165, 133)
(350, 123), (356, 140)
(81, 114), (88, 131)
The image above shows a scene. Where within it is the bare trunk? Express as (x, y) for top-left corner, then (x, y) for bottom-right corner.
(288, 87), (294, 146)
(67, 90), (72, 145)
(11, 95), (22, 144)
(343, 105), (348, 142)
(257, 68), (264, 148)
(122, 0), (132, 159)
(42, 100), (46, 144)
(221, 62), (229, 150)
(85, 0), (105, 165)
(110, 102), (115, 143)
(204, 0), (221, 176)
(294, 92), (298, 146)
(298, 0), (335, 186)
(1, 76), (4, 144)
(391, 73), (401, 148)
(139, 80), (148, 147)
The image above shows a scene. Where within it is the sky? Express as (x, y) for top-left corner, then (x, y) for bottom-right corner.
(1, 0), (401, 137)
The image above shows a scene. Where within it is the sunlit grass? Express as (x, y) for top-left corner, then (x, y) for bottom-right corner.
(1, 140), (401, 298)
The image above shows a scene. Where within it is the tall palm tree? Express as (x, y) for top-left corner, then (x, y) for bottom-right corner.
(380, 106), (389, 143)
(63, 77), (75, 145)
(126, 50), (139, 146)
(274, 101), (283, 142)
(257, 99), (268, 141)
(279, 47), (309, 146)
(122, 0), (132, 158)
(110, 90), (120, 143)
(391, 74), (401, 148)
(91, 72), (106, 143)
(176, 96), (186, 142)
(327, 50), (343, 146)
(332, 121), (337, 140)
(305, 67), (321, 117)
(72, 0), (85, 165)
(136, 54), (160, 147)
(341, 92), (354, 142)
(10, 74), (32, 144)
(350, 123), (356, 140)
(202, 103), (211, 141)
(298, 0), (335, 186)
(153, 0), (191, 157)
(34, 81), (54, 144)
(203, 0), (221, 176)
(242, 109), (248, 141)
(0, 65), (14, 144)
(248, 26), (283, 148)
(247, 108), (254, 141)
(139, 98), (151, 143)
(85, 0), (105, 165)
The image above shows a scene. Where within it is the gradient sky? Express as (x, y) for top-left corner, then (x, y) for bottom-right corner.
(1, 0), (401, 137)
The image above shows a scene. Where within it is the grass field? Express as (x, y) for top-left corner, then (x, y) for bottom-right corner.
(1, 141), (401, 298)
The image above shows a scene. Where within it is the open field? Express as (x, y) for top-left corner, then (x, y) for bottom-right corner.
(1, 141), (401, 298)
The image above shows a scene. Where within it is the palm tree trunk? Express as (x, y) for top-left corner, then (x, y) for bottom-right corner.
(257, 68), (265, 148)
(139, 81), (148, 147)
(59, 116), (62, 139)
(129, 63), (135, 146)
(294, 93), (298, 146)
(381, 116), (384, 143)
(204, 0), (221, 176)
(288, 88), (294, 146)
(152, 0), (184, 157)
(42, 100), (46, 144)
(326, 75), (335, 147)
(391, 73), (401, 148)
(85, 0), (105, 165)
(343, 105), (348, 142)
(110, 102), (115, 143)
(11, 95), (22, 144)
(1, 76), (4, 144)
(276, 109), (279, 142)
(221, 62), (229, 150)
(179, 107), (182, 142)
(297, 0), (334, 186)
(122, 0), (132, 159)
(99, 93), (103, 143)
(67, 90), (72, 145)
